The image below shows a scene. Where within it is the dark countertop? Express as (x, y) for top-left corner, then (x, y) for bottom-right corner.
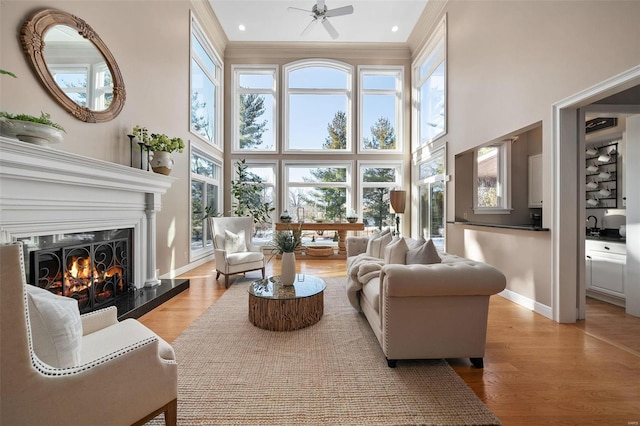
(586, 235), (626, 243)
(448, 221), (549, 231)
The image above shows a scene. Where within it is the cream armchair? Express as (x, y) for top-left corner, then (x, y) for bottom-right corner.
(210, 216), (266, 287)
(0, 242), (177, 426)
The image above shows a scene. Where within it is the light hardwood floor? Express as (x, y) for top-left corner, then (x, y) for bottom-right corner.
(139, 259), (640, 426)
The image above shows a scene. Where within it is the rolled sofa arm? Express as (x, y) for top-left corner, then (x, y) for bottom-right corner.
(380, 261), (506, 297)
(346, 236), (369, 257)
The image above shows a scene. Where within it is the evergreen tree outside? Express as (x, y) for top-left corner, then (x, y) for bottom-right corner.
(239, 93), (268, 149)
(324, 111), (347, 149)
(191, 91), (213, 141)
(363, 116), (396, 150)
(231, 159), (275, 234)
(363, 167), (396, 229)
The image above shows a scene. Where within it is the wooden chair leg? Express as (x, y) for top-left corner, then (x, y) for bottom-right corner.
(164, 398), (177, 426)
(216, 270), (220, 279)
(225, 274), (229, 288)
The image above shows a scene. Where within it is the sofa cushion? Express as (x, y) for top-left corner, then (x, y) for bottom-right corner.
(361, 277), (381, 314)
(406, 236), (426, 250)
(26, 285), (82, 368)
(224, 229), (247, 253)
(384, 237), (409, 264)
(366, 230), (394, 258)
(406, 238), (442, 265)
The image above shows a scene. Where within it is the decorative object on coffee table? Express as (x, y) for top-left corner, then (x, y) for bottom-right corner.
(270, 223), (302, 285)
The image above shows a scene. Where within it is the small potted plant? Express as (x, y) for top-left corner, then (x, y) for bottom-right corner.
(270, 223), (303, 286)
(0, 111), (65, 146)
(132, 125), (184, 175)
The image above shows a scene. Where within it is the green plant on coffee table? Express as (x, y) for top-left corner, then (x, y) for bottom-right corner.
(132, 125), (185, 153)
(0, 111), (65, 132)
(268, 223), (303, 262)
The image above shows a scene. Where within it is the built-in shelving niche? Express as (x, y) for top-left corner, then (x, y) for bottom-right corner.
(585, 141), (618, 209)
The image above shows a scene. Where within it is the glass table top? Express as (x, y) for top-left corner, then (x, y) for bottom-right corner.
(248, 274), (326, 300)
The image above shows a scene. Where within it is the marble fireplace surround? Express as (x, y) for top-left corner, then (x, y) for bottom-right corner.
(0, 136), (175, 288)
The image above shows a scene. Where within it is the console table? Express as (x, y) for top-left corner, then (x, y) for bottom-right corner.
(275, 222), (364, 259)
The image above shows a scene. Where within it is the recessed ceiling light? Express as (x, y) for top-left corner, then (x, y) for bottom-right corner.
(391, 26), (399, 32)
(238, 24), (246, 31)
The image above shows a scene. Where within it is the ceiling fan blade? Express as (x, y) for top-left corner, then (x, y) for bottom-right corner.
(322, 18), (339, 40)
(288, 6), (312, 13)
(301, 19), (318, 37)
(325, 5), (354, 18)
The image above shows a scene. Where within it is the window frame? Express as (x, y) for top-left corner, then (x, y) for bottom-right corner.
(357, 160), (404, 230)
(358, 66), (404, 154)
(282, 160), (353, 221)
(283, 59), (354, 153)
(413, 140), (447, 250)
(232, 159), (278, 246)
(189, 12), (224, 150)
(189, 147), (223, 261)
(231, 65), (279, 153)
(472, 141), (512, 214)
(412, 15), (447, 152)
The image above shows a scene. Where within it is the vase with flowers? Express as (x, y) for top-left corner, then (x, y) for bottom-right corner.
(270, 223), (303, 286)
(132, 125), (185, 175)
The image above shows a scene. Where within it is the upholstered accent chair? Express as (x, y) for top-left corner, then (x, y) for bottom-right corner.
(0, 242), (178, 426)
(210, 216), (266, 287)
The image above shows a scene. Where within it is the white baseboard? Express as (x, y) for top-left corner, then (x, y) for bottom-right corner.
(160, 254), (214, 279)
(498, 288), (553, 320)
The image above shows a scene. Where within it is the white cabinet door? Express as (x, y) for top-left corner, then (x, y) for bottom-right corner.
(589, 251), (625, 297)
(528, 154), (543, 208)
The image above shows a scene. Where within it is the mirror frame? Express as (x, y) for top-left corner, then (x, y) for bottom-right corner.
(20, 9), (126, 123)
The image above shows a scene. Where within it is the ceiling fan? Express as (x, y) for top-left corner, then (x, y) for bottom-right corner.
(288, 0), (354, 40)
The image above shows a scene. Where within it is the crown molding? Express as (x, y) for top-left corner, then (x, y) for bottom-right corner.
(407, 0), (448, 56)
(224, 41), (411, 62)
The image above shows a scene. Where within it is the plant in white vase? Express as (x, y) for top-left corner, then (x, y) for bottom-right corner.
(132, 125), (184, 175)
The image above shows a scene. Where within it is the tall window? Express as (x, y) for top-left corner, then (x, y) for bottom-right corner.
(415, 143), (446, 250)
(473, 141), (511, 214)
(283, 162), (352, 222)
(190, 14), (223, 148)
(232, 160), (277, 246)
(413, 16), (446, 150)
(358, 66), (403, 153)
(358, 162), (403, 230)
(191, 150), (222, 259)
(284, 60), (353, 152)
(232, 66), (277, 152)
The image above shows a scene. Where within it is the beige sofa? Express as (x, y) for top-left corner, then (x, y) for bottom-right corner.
(346, 234), (506, 368)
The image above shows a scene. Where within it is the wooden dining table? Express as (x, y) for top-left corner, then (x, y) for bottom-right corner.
(275, 222), (365, 259)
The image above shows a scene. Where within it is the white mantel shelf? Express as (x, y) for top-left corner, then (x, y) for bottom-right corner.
(0, 136), (176, 288)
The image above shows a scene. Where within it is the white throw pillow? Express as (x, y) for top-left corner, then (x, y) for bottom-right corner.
(406, 238), (442, 265)
(376, 232), (394, 258)
(384, 237), (409, 264)
(224, 229), (247, 253)
(365, 230), (381, 257)
(26, 285), (82, 368)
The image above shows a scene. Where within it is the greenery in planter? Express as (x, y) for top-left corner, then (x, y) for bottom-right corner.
(0, 69), (17, 78)
(0, 111), (65, 132)
(132, 125), (185, 153)
(272, 224), (303, 254)
(230, 159), (275, 229)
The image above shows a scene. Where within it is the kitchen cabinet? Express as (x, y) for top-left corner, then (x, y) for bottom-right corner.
(585, 240), (626, 307)
(528, 154), (543, 208)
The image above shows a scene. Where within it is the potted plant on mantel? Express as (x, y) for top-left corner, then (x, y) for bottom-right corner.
(1, 69), (66, 146)
(132, 125), (185, 175)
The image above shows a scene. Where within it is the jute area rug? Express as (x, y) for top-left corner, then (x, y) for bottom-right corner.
(148, 276), (501, 425)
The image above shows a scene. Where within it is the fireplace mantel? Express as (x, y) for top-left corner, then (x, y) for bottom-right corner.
(0, 136), (176, 288)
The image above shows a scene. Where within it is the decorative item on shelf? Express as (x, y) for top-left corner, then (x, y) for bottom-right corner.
(297, 206), (305, 223)
(586, 198), (599, 207)
(389, 189), (406, 236)
(585, 148), (598, 156)
(586, 181), (598, 190)
(597, 171), (611, 180)
(280, 210), (292, 223)
(598, 188), (611, 198)
(0, 111), (65, 146)
(346, 209), (358, 223)
(597, 152), (611, 163)
(586, 164), (599, 173)
(306, 246), (333, 257)
(269, 223), (303, 286)
(132, 125), (184, 175)
(315, 211), (324, 223)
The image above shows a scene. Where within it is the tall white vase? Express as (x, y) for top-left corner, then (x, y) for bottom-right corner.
(150, 151), (174, 175)
(280, 252), (296, 286)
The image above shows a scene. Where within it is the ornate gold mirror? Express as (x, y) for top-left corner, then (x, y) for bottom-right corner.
(20, 9), (125, 123)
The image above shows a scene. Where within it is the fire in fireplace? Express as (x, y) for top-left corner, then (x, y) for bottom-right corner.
(21, 229), (133, 313)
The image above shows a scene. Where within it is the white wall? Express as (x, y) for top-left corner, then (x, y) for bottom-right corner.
(625, 115), (640, 316)
(411, 0), (640, 319)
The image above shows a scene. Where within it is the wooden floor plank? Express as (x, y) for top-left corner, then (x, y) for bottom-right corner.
(139, 259), (640, 426)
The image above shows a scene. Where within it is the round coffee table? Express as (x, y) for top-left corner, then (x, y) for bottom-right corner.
(248, 274), (326, 331)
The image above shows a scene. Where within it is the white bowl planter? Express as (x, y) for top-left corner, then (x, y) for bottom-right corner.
(0, 118), (64, 146)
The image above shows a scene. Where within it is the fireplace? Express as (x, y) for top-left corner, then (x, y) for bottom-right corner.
(1, 136), (175, 290)
(21, 229), (133, 313)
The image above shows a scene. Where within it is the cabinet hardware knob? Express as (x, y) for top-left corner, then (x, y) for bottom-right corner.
(604, 246), (610, 250)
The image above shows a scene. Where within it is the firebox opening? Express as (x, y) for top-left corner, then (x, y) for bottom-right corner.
(19, 229), (134, 314)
